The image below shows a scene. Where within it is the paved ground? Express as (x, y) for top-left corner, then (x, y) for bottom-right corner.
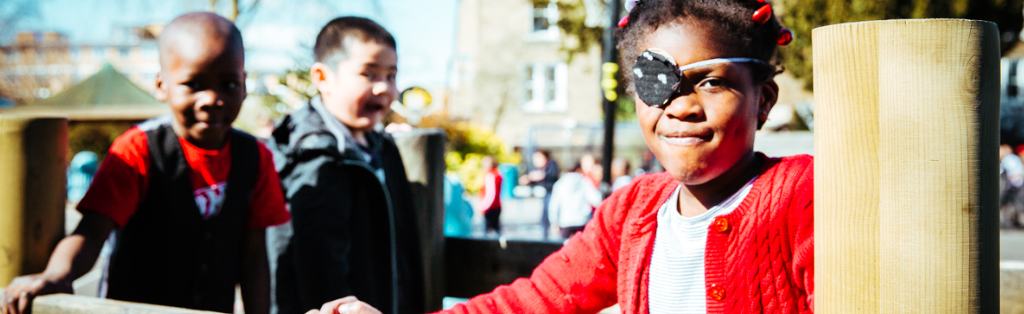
(1003, 229), (1024, 260)
(468, 197), (552, 240)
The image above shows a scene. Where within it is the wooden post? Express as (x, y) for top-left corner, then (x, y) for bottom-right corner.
(0, 115), (68, 286)
(814, 20), (1000, 313)
(391, 129), (447, 312)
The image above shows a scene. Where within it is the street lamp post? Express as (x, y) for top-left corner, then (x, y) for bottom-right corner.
(601, 0), (622, 196)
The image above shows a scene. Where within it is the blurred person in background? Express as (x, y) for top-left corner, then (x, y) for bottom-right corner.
(548, 160), (602, 239)
(1001, 144), (1024, 227)
(524, 150), (559, 239)
(67, 151), (99, 203)
(611, 157), (633, 191)
(579, 154), (601, 184)
(478, 155), (503, 236)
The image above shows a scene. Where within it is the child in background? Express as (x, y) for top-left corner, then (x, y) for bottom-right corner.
(1, 12), (289, 314)
(611, 157), (634, 191)
(312, 0), (811, 313)
(525, 150), (560, 238)
(548, 161), (603, 238)
(268, 16), (424, 314)
(478, 155), (504, 236)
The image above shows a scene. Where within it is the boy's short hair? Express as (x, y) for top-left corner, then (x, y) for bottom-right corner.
(314, 16), (396, 65)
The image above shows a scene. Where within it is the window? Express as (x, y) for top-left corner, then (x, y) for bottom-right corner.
(95, 47), (108, 60)
(141, 46), (158, 60)
(119, 47), (130, 59)
(529, 1), (559, 41)
(142, 71), (157, 86)
(523, 66), (534, 104)
(522, 63), (568, 113)
(69, 47), (80, 61)
(533, 3), (551, 32)
(4, 50), (19, 63)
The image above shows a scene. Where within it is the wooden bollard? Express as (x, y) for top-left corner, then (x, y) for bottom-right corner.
(392, 129), (447, 312)
(814, 20), (1000, 313)
(0, 115), (68, 286)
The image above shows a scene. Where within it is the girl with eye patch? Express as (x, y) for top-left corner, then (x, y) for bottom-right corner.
(310, 1), (811, 313)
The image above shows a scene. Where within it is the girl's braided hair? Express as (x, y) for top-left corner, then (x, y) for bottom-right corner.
(616, 0), (785, 93)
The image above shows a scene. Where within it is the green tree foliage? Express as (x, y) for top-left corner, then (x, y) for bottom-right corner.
(530, 0), (605, 61)
(778, 0), (1024, 90)
(68, 121), (134, 162)
(433, 120), (521, 195)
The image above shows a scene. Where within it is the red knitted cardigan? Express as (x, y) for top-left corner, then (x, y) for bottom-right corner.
(440, 154), (814, 314)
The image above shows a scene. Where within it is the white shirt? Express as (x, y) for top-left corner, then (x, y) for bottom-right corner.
(1003, 154), (1024, 188)
(547, 172), (603, 228)
(647, 178), (756, 314)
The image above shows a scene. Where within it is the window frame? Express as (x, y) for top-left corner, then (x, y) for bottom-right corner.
(527, 1), (560, 42)
(521, 62), (568, 113)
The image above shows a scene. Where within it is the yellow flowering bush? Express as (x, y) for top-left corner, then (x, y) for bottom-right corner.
(440, 122), (521, 195)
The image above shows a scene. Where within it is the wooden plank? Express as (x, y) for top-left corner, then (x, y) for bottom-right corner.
(0, 291), (221, 314)
(814, 19), (1001, 314)
(443, 237), (563, 298)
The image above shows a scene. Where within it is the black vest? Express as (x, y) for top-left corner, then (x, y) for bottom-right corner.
(105, 120), (258, 313)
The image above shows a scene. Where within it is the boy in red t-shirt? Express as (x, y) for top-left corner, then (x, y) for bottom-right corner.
(1, 12), (289, 314)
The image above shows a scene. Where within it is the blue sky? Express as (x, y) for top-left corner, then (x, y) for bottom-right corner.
(6, 0), (459, 89)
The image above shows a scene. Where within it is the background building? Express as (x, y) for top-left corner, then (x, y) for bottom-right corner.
(450, 0), (604, 150)
(0, 26), (161, 104)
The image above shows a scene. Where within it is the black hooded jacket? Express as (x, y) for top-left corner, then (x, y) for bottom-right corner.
(268, 100), (424, 314)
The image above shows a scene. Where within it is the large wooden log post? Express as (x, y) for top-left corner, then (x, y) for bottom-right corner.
(814, 20), (1000, 313)
(0, 115), (68, 286)
(392, 129), (447, 312)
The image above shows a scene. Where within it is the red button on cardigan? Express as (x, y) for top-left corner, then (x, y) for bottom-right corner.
(711, 216), (730, 233)
(708, 284), (726, 301)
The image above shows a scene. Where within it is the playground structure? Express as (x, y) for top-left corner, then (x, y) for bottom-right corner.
(0, 18), (1019, 313)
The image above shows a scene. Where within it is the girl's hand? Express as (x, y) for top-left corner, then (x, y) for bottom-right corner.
(304, 296), (381, 314)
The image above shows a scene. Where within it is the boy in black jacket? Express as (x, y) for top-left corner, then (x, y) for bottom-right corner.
(268, 17), (424, 314)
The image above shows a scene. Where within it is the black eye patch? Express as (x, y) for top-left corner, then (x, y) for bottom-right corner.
(633, 49), (680, 108)
(632, 49), (772, 109)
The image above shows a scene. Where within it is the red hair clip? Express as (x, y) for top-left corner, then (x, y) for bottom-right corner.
(752, 4), (772, 25)
(619, 0), (639, 27)
(777, 27), (793, 46)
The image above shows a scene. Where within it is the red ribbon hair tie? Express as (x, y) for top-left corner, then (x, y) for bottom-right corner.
(752, 4), (772, 25)
(777, 27), (794, 46)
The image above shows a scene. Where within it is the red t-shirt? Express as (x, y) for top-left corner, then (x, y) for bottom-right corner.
(78, 127), (290, 229)
(478, 168), (503, 212)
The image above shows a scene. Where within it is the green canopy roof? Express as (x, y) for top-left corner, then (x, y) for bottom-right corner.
(5, 64), (168, 120)
(34, 63), (161, 108)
